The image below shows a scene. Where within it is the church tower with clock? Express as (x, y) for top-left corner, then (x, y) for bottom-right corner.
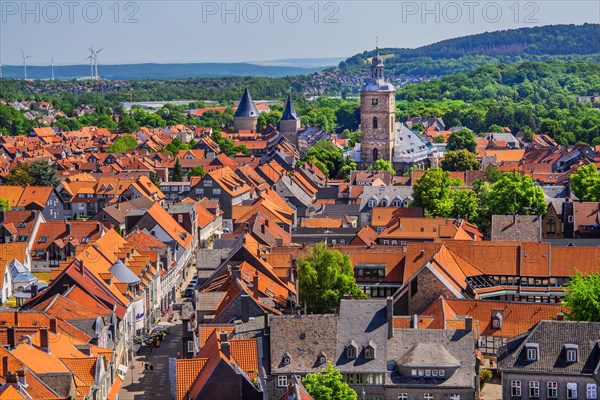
(359, 47), (397, 167)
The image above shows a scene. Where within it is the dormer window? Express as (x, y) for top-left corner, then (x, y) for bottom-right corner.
(364, 340), (376, 359)
(346, 342), (357, 359)
(525, 343), (539, 361)
(318, 351), (327, 365)
(491, 310), (504, 330)
(565, 344), (578, 363)
(282, 353), (291, 365)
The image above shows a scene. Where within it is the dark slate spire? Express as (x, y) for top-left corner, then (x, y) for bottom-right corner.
(234, 88), (259, 118)
(281, 95), (299, 121)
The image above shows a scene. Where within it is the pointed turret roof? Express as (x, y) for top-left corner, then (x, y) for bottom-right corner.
(280, 95), (299, 121)
(234, 88), (259, 118)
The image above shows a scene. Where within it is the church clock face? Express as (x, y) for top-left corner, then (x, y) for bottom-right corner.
(372, 98), (378, 106)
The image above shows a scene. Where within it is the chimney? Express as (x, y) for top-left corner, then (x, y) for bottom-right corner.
(219, 331), (228, 343)
(49, 318), (57, 334)
(2, 356), (8, 378)
(221, 339), (231, 360)
(5, 372), (17, 385)
(464, 317), (473, 332)
(557, 311), (565, 321)
(261, 224), (265, 235)
(410, 314), (419, 329)
(386, 297), (394, 339)
(7, 327), (15, 349)
(265, 219), (269, 227)
(14, 312), (18, 326)
(30, 284), (38, 298)
(241, 294), (250, 323)
(252, 273), (259, 300)
(40, 328), (50, 353)
(0, 211), (5, 224)
(65, 222), (71, 235)
(231, 265), (240, 281)
(16, 369), (26, 387)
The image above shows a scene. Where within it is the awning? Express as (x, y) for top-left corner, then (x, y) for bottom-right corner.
(117, 364), (128, 375)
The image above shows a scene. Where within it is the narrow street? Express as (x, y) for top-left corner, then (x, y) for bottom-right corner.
(119, 265), (195, 400)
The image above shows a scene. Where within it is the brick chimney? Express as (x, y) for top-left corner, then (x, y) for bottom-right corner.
(252, 273), (259, 300)
(5, 372), (18, 384)
(16, 369), (26, 387)
(2, 356), (8, 377)
(40, 328), (50, 353)
(7, 327), (15, 349)
(464, 317), (473, 332)
(49, 318), (57, 334)
(241, 294), (250, 323)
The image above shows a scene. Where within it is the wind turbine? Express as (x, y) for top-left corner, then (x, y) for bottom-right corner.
(0, 63), (3, 79)
(85, 47), (95, 80)
(51, 57), (55, 81)
(20, 49), (32, 80)
(93, 48), (102, 80)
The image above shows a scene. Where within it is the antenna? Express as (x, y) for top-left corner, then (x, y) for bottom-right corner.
(51, 57), (55, 81)
(20, 49), (32, 80)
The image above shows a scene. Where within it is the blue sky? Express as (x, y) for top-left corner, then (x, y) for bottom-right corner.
(1, 1), (598, 65)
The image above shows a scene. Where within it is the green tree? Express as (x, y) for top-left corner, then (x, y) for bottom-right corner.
(187, 166), (206, 179)
(28, 160), (59, 186)
(257, 110), (283, 131)
(172, 159), (184, 181)
(0, 198), (10, 211)
(336, 158), (357, 180)
(488, 124), (504, 132)
(150, 173), (160, 186)
(411, 168), (454, 217)
(108, 135), (138, 153)
(563, 271), (600, 321)
(299, 141), (344, 179)
(570, 164), (600, 201)
(441, 149), (480, 171)
(7, 164), (33, 186)
(302, 362), (357, 400)
(368, 159), (395, 173)
(446, 129), (477, 153)
(450, 189), (479, 221)
(432, 135), (446, 143)
(118, 116), (140, 133)
(487, 172), (547, 216)
(296, 243), (367, 314)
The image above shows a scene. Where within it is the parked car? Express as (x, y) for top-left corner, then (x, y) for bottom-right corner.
(183, 288), (195, 297)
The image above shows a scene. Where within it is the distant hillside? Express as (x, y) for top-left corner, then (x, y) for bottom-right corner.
(338, 24), (600, 78)
(0, 62), (324, 81)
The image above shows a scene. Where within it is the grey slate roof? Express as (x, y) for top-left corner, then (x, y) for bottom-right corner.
(234, 88), (259, 118)
(498, 320), (600, 375)
(270, 314), (338, 374)
(359, 186), (414, 211)
(335, 299), (389, 373)
(109, 260), (140, 284)
(388, 329), (476, 387)
(491, 215), (542, 242)
(280, 95), (299, 121)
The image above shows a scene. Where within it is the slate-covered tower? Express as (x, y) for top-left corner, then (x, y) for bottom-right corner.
(278, 95), (300, 147)
(234, 88), (259, 132)
(360, 47), (396, 166)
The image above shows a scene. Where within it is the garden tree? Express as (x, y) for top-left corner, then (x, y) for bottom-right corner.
(0, 104), (34, 136)
(486, 172), (546, 216)
(336, 158), (357, 180)
(163, 137), (192, 156)
(342, 130), (361, 148)
(28, 160), (59, 186)
(257, 110), (282, 131)
(483, 165), (502, 183)
(108, 135), (138, 153)
(300, 106), (337, 133)
(187, 166), (206, 178)
(432, 135), (445, 143)
(156, 107), (187, 125)
(150, 173), (160, 186)
(6, 164), (33, 186)
(411, 168), (454, 217)
(302, 362), (357, 400)
(563, 271), (600, 321)
(446, 129), (477, 153)
(172, 159), (183, 182)
(296, 243), (367, 314)
(55, 117), (83, 131)
(299, 140), (344, 179)
(441, 149), (480, 171)
(450, 189), (479, 222)
(488, 124), (504, 132)
(570, 164), (600, 201)
(368, 159), (395, 173)
(334, 102), (360, 132)
(118, 116), (140, 133)
(211, 131), (250, 157)
(0, 199), (10, 211)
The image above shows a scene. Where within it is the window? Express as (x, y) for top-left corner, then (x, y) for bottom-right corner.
(213, 188), (221, 195)
(398, 395), (408, 400)
(511, 380), (522, 397)
(38, 236), (47, 243)
(373, 148), (378, 161)
(425, 369), (431, 377)
(450, 396), (460, 400)
(195, 188), (203, 195)
(567, 383), (578, 399)
(567, 349), (577, 362)
(373, 117), (378, 129)
(365, 347), (374, 359)
(318, 355), (326, 364)
(372, 98), (378, 106)
(432, 369), (438, 377)
(283, 356), (290, 365)
(568, 215), (574, 223)
(423, 394), (433, 400)
(393, 199), (402, 207)
(178, 214), (183, 223)
(346, 346), (356, 359)
(411, 370), (417, 377)
(526, 346), (537, 361)
(204, 180), (212, 186)
(438, 370), (445, 377)
(187, 341), (194, 353)
(277, 375), (287, 387)
(546, 218), (556, 234)
(529, 381), (540, 398)
(587, 383), (597, 399)
(380, 200), (388, 207)
(547, 382), (557, 398)
(368, 198), (376, 207)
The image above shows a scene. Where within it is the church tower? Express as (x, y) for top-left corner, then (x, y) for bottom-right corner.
(278, 95), (300, 147)
(234, 88), (259, 132)
(360, 47), (396, 166)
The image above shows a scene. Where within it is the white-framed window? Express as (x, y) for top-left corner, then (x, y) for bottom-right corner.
(365, 348), (374, 359)
(438, 370), (445, 377)
(178, 214), (183, 223)
(432, 369), (438, 377)
(547, 382), (558, 398)
(425, 369), (431, 377)
(398, 394), (408, 400)
(277, 375), (287, 387)
(587, 383), (597, 399)
(423, 394), (433, 400)
(529, 381), (540, 398)
(393, 199), (402, 207)
(368, 199), (376, 208)
(567, 349), (577, 362)
(450, 396), (460, 400)
(187, 341), (194, 353)
(567, 383), (578, 399)
(418, 370), (424, 377)
(511, 380), (522, 397)
(411, 369), (417, 377)
(213, 188), (221, 195)
(195, 188), (203, 194)
(527, 348), (537, 361)
(492, 319), (500, 329)
(346, 346), (356, 359)
(383, 240), (389, 245)
(204, 179), (212, 186)
(340, 239), (346, 245)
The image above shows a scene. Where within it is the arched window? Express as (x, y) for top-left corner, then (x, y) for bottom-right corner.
(547, 218), (556, 234)
(380, 200), (388, 207)
(373, 148), (378, 161)
(393, 199), (402, 207)
(373, 117), (378, 129)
